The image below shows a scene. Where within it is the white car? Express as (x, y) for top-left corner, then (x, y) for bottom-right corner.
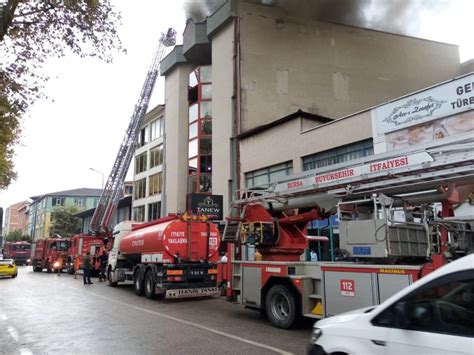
(309, 254), (474, 355)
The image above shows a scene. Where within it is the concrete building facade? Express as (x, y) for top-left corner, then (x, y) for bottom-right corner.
(159, 0), (462, 217)
(132, 105), (165, 222)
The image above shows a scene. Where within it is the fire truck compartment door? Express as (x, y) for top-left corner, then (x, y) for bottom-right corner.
(377, 273), (412, 303)
(242, 266), (262, 308)
(324, 271), (377, 317)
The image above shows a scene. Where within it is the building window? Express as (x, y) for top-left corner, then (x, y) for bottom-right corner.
(74, 198), (84, 208)
(133, 206), (145, 222)
(246, 161), (293, 188)
(148, 202), (161, 221)
(150, 118), (163, 141)
(135, 152), (147, 174)
(148, 173), (163, 196)
(188, 65), (212, 194)
(150, 145), (163, 168)
(139, 126), (149, 147)
(302, 139), (374, 171)
(134, 178), (146, 199)
(52, 197), (65, 207)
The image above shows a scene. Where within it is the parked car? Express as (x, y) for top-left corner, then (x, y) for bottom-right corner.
(0, 259), (18, 278)
(308, 254), (474, 355)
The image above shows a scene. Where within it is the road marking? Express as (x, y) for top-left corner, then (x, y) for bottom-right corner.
(68, 286), (293, 354)
(7, 325), (19, 341)
(20, 349), (33, 355)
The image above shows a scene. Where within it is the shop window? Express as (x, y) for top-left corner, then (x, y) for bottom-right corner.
(134, 178), (146, 199)
(246, 161), (293, 188)
(188, 158), (198, 175)
(200, 174), (212, 193)
(200, 65), (212, 82)
(150, 118), (163, 141)
(201, 120), (212, 135)
(133, 206), (145, 222)
(139, 126), (149, 147)
(302, 139), (374, 171)
(200, 101), (212, 118)
(188, 175), (198, 193)
(148, 202), (161, 221)
(150, 145), (163, 168)
(135, 152), (147, 174)
(189, 104), (198, 123)
(200, 156), (212, 173)
(189, 122), (198, 139)
(148, 173), (162, 196)
(199, 137), (212, 155)
(201, 84), (212, 100)
(188, 139), (198, 158)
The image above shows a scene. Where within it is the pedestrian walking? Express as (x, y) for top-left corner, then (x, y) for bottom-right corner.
(83, 252), (93, 285)
(98, 251), (108, 282)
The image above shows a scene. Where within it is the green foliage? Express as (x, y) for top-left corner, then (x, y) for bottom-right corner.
(50, 205), (82, 237)
(0, 0), (124, 189)
(5, 229), (30, 242)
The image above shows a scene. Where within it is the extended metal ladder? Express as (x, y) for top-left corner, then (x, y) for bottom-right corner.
(89, 28), (177, 235)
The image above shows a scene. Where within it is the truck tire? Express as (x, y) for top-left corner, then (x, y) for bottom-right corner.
(108, 269), (118, 287)
(265, 284), (298, 329)
(134, 269), (145, 296)
(33, 261), (42, 272)
(46, 262), (52, 273)
(144, 270), (156, 299)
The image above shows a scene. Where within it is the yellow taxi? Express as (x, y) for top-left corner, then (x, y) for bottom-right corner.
(0, 258), (18, 278)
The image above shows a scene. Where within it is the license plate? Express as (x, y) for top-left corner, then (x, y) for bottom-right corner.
(189, 269), (204, 276)
(165, 287), (219, 299)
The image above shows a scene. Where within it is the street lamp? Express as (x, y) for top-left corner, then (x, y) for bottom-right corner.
(89, 168), (104, 189)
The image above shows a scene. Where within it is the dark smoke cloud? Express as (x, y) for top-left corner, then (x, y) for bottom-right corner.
(183, 0), (226, 22)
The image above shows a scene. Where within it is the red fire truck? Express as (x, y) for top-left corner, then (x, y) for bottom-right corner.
(3, 241), (31, 265)
(31, 238), (71, 273)
(222, 136), (474, 328)
(65, 234), (104, 274)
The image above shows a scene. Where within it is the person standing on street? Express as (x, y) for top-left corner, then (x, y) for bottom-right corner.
(98, 251), (108, 282)
(83, 252), (93, 285)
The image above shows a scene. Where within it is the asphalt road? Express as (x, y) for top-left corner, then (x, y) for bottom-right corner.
(0, 266), (313, 355)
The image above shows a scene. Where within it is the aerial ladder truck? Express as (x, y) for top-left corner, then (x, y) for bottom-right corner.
(65, 28), (178, 274)
(222, 135), (474, 328)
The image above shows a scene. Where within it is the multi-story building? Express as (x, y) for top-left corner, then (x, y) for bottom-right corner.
(132, 105), (165, 222)
(28, 188), (102, 240)
(158, 0), (462, 216)
(3, 200), (30, 236)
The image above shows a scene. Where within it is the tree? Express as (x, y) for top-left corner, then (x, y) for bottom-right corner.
(5, 229), (30, 242)
(50, 205), (82, 237)
(0, 0), (124, 189)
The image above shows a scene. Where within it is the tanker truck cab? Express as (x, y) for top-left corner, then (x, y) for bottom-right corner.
(107, 221), (134, 286)
(107, 216), (221, 300)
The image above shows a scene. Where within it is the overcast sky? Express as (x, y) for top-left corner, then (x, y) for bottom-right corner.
(1, 0), (473, 216)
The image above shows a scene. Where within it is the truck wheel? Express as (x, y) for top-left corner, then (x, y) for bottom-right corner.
(265, 285), (298, 329)
(108, 269), (118, 287)
(134, 270), (145, 296)
(144, 270), (156, 299)
(46, 262), (52, 273)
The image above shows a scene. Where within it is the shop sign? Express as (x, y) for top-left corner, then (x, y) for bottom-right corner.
(373, 73), (474, 135)
(187, 193), (223, 220)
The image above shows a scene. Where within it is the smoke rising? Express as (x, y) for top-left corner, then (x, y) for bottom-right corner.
(183, 0), (226, 22)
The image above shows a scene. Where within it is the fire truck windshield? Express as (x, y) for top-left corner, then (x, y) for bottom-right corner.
(50, 241), (70, 251)
(13, 245), (31, 251)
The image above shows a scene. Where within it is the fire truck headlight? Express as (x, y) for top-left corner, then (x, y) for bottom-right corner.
(310, 327), (323, 344)
(27, 259), (31, 263)
(53, 261), (60, 268)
